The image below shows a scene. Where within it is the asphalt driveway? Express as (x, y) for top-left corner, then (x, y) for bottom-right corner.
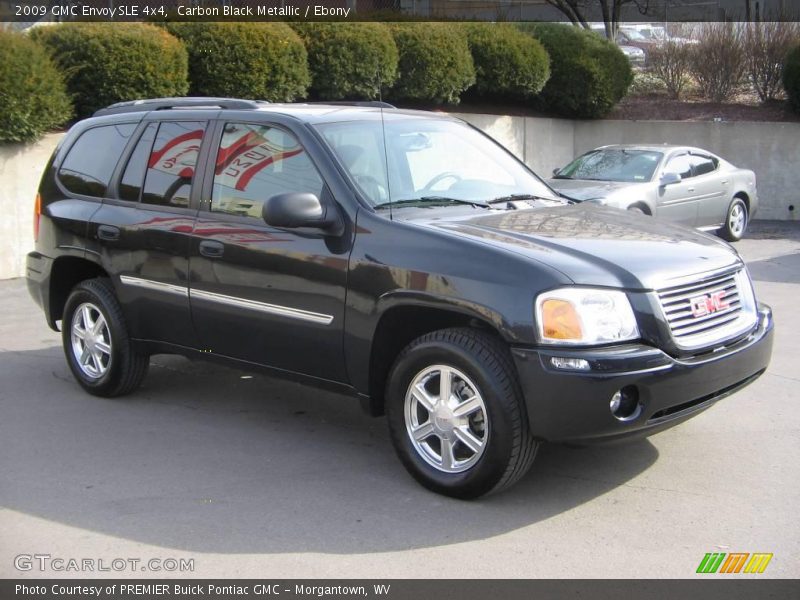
(1, 221), (798, 578)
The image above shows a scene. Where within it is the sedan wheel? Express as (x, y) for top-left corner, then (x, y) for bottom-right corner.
(720, 198), (748, 242)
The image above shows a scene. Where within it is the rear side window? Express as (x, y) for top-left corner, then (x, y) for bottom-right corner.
(690, 155), (718, 176)
(58, 124), (137, 197)
(141, 121), (206, 208)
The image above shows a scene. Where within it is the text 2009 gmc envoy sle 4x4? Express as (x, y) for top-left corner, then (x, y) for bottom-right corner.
(27, 98), (773, 498)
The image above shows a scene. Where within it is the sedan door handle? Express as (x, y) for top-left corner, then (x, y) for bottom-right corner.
(687, 187), (695, 193)
(199, 240), (225, 258)
(97, 225), (120, 241)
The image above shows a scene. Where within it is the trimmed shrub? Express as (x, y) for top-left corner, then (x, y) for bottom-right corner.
(785, 43), (800, 112)
(389, 23), (476, 104)
(0, 30), (72, 142)
(291, 23), (398, 100)
(167, 22), (309, 102)
(465, 23), (550, 100)
(519, 23), (633, 118)
(31, 23), (188, 119)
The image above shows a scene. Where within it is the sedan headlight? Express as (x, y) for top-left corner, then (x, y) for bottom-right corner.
(535, 288), (639, 345)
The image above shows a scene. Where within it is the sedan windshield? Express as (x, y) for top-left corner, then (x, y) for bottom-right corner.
(315, 118), (559, 207)
(554, 149), (663, 183)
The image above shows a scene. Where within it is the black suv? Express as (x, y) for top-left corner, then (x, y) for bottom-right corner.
(27, 98), (773, 498)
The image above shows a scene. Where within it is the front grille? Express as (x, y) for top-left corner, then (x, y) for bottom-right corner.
(656, 269), (755, 350)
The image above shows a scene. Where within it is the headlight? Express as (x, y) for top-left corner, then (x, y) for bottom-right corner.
(584, 198), (607, 205)
(535, 288), (639, 345)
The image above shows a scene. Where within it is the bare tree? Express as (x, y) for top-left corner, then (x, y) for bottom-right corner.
(543, 0), (651, 40)
(648, 40), (693, 99)
(689, 23), (747, 103)
(744, 20), (800, 102)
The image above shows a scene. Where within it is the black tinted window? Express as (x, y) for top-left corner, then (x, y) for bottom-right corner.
(211, 123), (323, 218)
(690, 155), (718, 176)
(58, 124), (136, 197)
(119, 123), (157, 202)
(142, 121), (206, 208)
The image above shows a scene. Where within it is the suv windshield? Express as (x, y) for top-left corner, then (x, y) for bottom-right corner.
(554, 149), (663, 183)
(315, 118), (558, 207)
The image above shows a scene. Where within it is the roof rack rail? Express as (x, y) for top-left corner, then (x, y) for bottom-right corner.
(93, 97), (269, 117)
(310, 101), (396, 109)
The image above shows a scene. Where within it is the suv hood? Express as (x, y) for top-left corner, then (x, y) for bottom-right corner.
(418, 204), (741, 290)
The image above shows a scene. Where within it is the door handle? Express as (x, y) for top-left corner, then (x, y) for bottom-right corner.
(97, 225), (120, 241)
(199, 240), (225, 258)
(687, 187), (695, 193)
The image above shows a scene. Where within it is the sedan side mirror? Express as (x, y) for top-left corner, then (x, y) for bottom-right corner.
(263, 192), (343, 235)
(659, 172), (682, 186)
(552, 168), (560, 176)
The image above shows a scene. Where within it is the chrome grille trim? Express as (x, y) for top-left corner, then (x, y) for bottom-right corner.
(655, 269), (758, 351)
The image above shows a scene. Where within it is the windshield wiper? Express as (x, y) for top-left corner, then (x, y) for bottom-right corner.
(373, 196), (490, 210)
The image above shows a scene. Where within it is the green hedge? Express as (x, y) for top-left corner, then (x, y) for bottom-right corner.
(465, 23), (550, 99)
(31, 23), (188, 119)
(0, 30), (72, 143)
(784, 44), (800, 113)
(292, 23), (398, 100)
(167, 22), (309, 102)
(389, 23), (476, 104)
(519, 23), (633, 118)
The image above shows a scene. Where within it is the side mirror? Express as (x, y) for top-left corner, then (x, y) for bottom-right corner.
(659, 172), (682, 186)
(552, 168), (561, 176)
(262, 192), (342, 234)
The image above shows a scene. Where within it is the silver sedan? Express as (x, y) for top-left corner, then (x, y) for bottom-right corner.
(548, 145), (758, 241)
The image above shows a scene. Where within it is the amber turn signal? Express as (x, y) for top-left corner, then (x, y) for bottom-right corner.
(540, 298), (583, 341)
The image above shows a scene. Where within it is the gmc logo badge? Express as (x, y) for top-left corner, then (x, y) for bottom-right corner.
(690, 291), (730, 318)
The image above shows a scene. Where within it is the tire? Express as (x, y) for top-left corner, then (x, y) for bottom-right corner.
(719, 197), (748, 242)
(62, 278), (149, 397)
(385, 327), (538, 499)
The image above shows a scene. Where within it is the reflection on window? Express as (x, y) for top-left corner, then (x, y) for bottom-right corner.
(142, 121), (206, 208)
(58, 124), (137, 197)
(666, 155), (693, 179)
(558, 149), (663, 183)
(119, 123), (157, 202)
(211, 123), (323, 219)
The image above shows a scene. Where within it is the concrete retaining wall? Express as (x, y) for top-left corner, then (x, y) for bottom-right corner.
(455, 113), (800, 223)
(1, 116), (798, 279)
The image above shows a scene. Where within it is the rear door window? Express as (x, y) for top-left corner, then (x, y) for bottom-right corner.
(58, 124), (137, 197)
(690, 155), (718, 177)
(141, 121), (207, 208)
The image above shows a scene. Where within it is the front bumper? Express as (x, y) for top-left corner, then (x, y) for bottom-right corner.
(511, 303), (773, 443)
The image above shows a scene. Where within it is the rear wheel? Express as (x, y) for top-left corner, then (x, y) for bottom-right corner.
(719, 197), (748, 242)
(62, 278), (149, 397)
(385, 328), (538, 499)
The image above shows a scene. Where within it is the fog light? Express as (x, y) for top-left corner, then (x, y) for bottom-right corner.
(550, 357), (591, 371)
(610, 391), (622, 413)
(609, 386), (641, 421)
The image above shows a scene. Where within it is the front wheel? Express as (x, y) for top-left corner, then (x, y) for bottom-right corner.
(719, 198), (748, 242)
(62, 278), (149, 397)
(385, 328), (538, 499)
